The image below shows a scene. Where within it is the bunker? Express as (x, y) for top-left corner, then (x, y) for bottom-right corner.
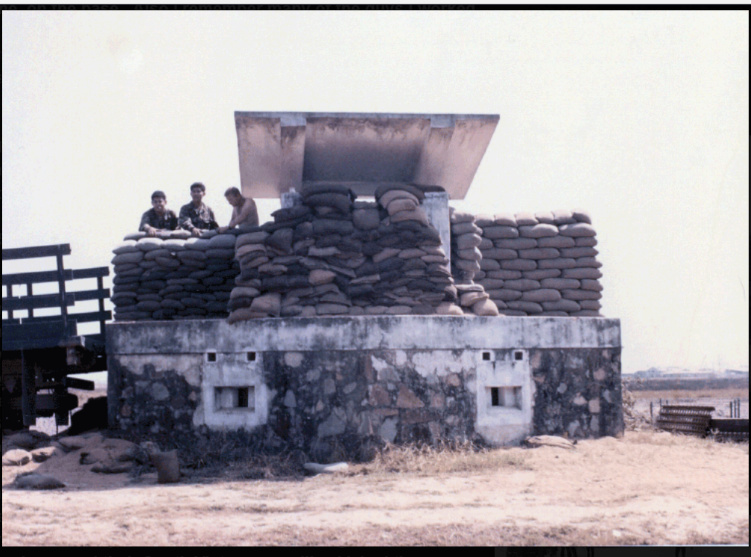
(107, 112), (622, 460)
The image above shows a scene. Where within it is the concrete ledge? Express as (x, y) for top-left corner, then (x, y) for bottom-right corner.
(107, 315), (621, 355)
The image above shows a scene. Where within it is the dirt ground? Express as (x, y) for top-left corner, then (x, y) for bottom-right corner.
(2, 428), (748, 546)
(3, 388), (748, 546)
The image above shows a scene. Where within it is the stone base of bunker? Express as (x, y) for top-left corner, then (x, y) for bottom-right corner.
(107, 315), (623, 462)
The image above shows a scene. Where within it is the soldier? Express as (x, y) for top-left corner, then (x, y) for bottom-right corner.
(139, 190), (178, 237)
(178, 182), (218, 237)
(217, 187), (259, 233)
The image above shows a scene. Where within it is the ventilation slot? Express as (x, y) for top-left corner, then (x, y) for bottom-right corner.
(215, 386), (255, 410)
(489, 386), (522, 409)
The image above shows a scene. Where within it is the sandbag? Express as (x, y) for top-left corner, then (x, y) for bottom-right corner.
(493, 213), (517, 226)
(518, 247), (561, 260)
(552, 209), (576, 225)
(374, 183), (425, 201)
(518, 224), (558, 238)
(540, 278), (581, 290)
(472, 298), (499, 316)
(449, 210), (475, 224)
(534, 211), (555, 224)
(572, 209), (592, 224)
(305, 192), (353, 214)
(482, 225), (519, 240)
(208, 234), (237, 249)
(521, 289), (562, 303)
(507, 300), (543, 314)
(561, 268), (603, 280)
(494, 238), (537, 250)
(558, 223), (597, 237)
(537, 235), (576, 248)
(561, 289), (602, 300)
(503, 279), (541, 291)
(352, 208), (381, 230)
(500, 259), (537, 271)
(112, 241), (139, 254)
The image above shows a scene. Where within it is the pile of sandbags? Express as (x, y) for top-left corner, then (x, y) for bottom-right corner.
(111, 230), (239, 321)
(448, 209), (499, 316)
(227, 184), (462, 322)
(373, 185), (460, 316)
(473, 209), (602, 316)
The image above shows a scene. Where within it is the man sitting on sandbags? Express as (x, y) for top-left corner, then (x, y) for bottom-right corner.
(139, 190), (178, 237)
(217, 187), (259, 233)
(179, 182), (219, 237)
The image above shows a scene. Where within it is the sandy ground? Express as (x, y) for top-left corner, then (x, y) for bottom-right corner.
(2, 427), (748, 546)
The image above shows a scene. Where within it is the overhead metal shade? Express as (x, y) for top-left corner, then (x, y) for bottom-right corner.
(234, 111), (499, 199)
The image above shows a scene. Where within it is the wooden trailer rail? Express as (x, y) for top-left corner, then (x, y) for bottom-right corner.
(2, 244), (111, 351)
(2, 244), (111, 428)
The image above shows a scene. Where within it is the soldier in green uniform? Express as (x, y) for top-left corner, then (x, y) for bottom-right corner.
(178, 182), (218, 237)
(139, 190), (178, 236)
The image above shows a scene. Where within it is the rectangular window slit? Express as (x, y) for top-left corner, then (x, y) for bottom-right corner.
(206, 352), (217, 362)
(237, 387), (249, 408)
(215, 386), (255, 411)
(489, 386), (522, 409)
(482, 351), (491, 361)
(247, 352), (256, 362)
(514, 351), (524, 361)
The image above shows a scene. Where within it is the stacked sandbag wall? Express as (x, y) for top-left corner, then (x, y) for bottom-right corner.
(471, 209), (603, 316)
(449, 209), (499, 316)
(111, 230), (239, 321)
(227, 184), (464, 322)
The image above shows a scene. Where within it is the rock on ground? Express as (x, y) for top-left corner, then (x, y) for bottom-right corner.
(14, 472), (66, 490)
(2, 449), (32, 466)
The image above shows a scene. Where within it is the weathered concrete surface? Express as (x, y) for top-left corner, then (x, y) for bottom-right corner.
(106, 316), (621, 355)
(234, 112), (499, 199)
(475, 350), (534, 445)
(422, 191), (452, 264)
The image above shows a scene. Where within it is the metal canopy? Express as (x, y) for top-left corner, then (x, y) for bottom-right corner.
(234, 111), (499, 199)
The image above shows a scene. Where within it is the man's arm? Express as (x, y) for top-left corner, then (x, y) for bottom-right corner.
(178, 205), (196, 231)
(139, 210), (158, 236)
(178, 205), (202, 236)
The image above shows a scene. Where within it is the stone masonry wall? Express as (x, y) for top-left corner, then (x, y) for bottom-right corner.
(109, 345), (622, 462)
(529, 347), (623, 438)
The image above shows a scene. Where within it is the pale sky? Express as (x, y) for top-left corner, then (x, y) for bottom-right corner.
(2, 10), (748, 374)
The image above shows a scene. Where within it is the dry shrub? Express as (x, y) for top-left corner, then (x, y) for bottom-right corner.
(622, 381), (654, 432)
(365, 439), (532, 476)
(227, 451), (307, 480)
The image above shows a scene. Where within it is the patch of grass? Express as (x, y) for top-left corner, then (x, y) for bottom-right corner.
(361, 439), (533, 476)
(244, 523), (748, 547)
(247, 519), (750, 546)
